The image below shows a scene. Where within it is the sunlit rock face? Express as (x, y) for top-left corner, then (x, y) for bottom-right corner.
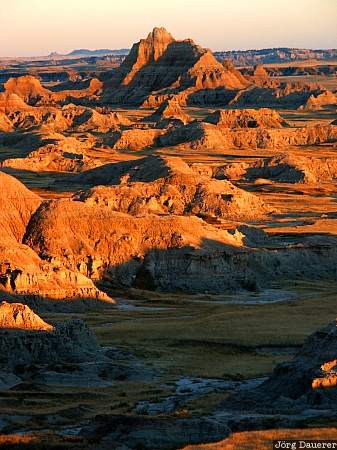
(0, 301), (54, 331)
(103, 27), (249, 105)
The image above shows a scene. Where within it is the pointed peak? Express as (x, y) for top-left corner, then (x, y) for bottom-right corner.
(146, 27), (174, 42)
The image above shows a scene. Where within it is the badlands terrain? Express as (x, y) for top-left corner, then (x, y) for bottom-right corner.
(0, 27), (337, 448)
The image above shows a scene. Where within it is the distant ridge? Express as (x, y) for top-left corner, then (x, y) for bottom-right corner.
(48, 48), (129, 58)
(214, 47), (337, 65)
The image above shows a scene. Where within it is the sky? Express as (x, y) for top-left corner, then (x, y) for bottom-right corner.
(1, 0), (337, 56)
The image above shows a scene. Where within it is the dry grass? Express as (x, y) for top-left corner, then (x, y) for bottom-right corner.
(0, 433), (86, 449)
(183, 428), (337, 449)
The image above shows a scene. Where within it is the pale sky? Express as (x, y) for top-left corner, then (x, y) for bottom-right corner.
(1, 0), (337, 56)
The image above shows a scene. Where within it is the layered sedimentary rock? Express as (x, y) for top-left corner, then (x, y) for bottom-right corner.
(228, 81), (323, 109)
(108, 128), (164, 151)
(0, 92), (31, 112)
(103, 27), (249, 105)
(3, 75), (103, 106)
(0, 171), (110, 304)
(1, 102), (131, 133)
(23, 190), (337, 293)
(24, 200), (245, 287)
(0, 301), (117, 390)
(146, 97), (191, 125)
(243, 153), (337, 183)
(1, 143), (101, 173)
(100, 27), (330, 109)
(0, 170), (42, 244)
(203, 108), (289, 128)
(4, 75), (52, 105)
(0, 301), (53, 331)
(70, 154), (193, 186)
(81, 414), (230, 450)
(73, 155), (271, 221)
(223, 318), (337, 413)
(299, 90), (337, 111)
(159, 120), (337, 150)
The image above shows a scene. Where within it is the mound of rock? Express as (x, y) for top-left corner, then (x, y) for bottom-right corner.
(0, 171), (111, 305)
(204, 108), (289, 128)
(1, 143), (101, 173)
(0, 301), (53, 331)
(252, 64), (270, 82)
(3, 75), (104, 107)
(103, 27), (249, 105)
(299, 90), (337, 111)
(245, 153), (337, 183)
(24, 199), (245, 287)
(81, 414), (229, 450)
(4, 75), (52, 105)
(71, 154), (193, 186)
(159, 120), (337, 150)
(23, 186), (337, 293)
(0, 170), (42, 243)
(146, 97), (191, 124)
(73, 155), (271, 221)
(0, 301), (114, 390)
(222, 318), (337, 416)
(71, 107), (132, 132)
(0, 92), (32, 112)
(108, 128), (164, 151)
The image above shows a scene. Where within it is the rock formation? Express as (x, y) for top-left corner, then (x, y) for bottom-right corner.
(4, 75), (52, 105)
(146, 97), (191, 124)
(1, 143), (101, 173)
(0, 171), (111, 305)
(72, 155), (271, 221)
(252, 64), (270, 82)
(70, 154), (193, 186)
(103, 27), (249, 106)
(204, 108), (289, 128)
(222, 317), (337, 415)
(81, 414), (229, 450)
(0, 301), (53, 331)
(22, 187), (337, 293)
(244, 153), (337, 183)
(107, 128), (164, 151)
(299, 90), (337, 111)
(159, 119), (337, 150)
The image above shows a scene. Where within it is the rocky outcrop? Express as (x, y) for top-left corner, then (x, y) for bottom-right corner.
(244, 153), (337, 183)
(0, 171), (111, 305)
(252, 64), (270, 82)
(299, 90), (337, 111)
(0, 301), (98, 364)
(0, 301), (53, 331)
(108, 128), (164, 151)
(0, 92), (32, 113)
(146, 97), (191, 124)
(73, 155), (271, 221)
(0, 302), (121, 390)
(103, 27), (249, 105)
(159, 121), (337, 150)
(81, 414), (230, 450)
(0, 99), (132, 140)
(228, 81), (322, 109)
(1, 143), (101, 173)
(3, 75), (103, 106)
(22, 191), (337, 293)
(24, 199), (245, 287)
(4, 76), (52, 106)
(0, 170), (42, 243)
(70, 154), (193, 186)
(222, 318), (337, 415)
(204, 108), (289, 128)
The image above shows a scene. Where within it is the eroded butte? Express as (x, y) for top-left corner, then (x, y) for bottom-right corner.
(0, 26), (337, 449)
